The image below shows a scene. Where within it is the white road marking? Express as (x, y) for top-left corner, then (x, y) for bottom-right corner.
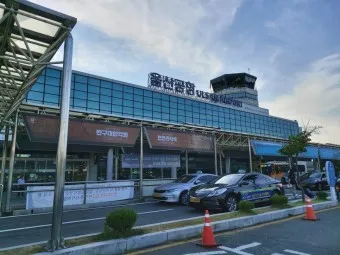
(236, 242), (262, 251)
(284, 249), (311, 255)
(0, 201), (158, 219)
(271, 253), (284, 255)
(184, 252), (226, 255)
(219, 242), (261, 255)
(0, 209), (173, 233)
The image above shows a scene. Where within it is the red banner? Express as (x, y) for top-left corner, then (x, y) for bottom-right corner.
(23, 114), (140, 147)
(144, 128), (214, 152)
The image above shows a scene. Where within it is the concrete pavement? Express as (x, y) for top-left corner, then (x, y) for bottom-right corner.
(138, 207), (340, 255)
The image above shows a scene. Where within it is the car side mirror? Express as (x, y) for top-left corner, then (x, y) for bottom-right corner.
(194, 180), (202, 185)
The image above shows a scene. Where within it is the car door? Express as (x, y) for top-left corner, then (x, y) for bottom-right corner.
(238, 174), (258, 201)
(254, 175), (273, 201)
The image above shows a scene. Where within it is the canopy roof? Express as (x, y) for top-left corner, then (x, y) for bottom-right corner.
(0, 0), (76, 129)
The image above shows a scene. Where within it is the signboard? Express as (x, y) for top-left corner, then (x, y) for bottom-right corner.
(26, 181), (134, 209)
(325, 161), (337, 201)
(23, 114), (140, 147)
(122, 154), (180, 168)
(144, 127), (214, 152)
(148, 73), (243, 108)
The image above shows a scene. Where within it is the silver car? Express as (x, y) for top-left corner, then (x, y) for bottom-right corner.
(153, 173), (217, 205)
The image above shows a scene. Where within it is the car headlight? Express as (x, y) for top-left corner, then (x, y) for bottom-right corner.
(167, 189), (179, 193)
(207, 188), (227, 197)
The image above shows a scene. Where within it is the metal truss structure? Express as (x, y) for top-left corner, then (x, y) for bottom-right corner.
(0, 0), (76, 130)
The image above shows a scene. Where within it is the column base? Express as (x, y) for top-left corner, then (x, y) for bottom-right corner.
(46, 237), (66, 252)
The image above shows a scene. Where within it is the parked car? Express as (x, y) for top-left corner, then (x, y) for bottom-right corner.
(152, 173), (217, 205)
(300, 172), (329, 191)
(189, 173), (284, 212)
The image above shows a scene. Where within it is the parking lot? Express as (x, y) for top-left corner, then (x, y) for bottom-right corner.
(137, 207), (340, 255)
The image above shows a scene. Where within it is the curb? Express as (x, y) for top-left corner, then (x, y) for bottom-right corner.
(35, 201), (337, 255)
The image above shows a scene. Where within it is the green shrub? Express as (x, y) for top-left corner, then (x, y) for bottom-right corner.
(270, 195), (288, 208)
(316, 191), (328, 201)
(104, 208), (137, 237)
(238, 200), (255, 212)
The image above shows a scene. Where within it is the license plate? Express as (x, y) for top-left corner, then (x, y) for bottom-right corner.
(190, 197), (200, 203)
(153, 193), (161, 198)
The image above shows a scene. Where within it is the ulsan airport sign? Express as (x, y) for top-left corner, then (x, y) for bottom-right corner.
(148, 72), (243, 108)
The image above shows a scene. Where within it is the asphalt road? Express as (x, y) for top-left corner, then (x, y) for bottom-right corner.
(0, 188), (322, 251)
(139, 207), (340, 255)
(0, 201), (203, 250)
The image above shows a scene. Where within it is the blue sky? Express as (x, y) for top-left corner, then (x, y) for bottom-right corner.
(33, 0), (340, 144)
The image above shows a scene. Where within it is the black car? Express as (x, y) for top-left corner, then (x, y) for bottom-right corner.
(300, 172), (329, 191)
(189, 173), (284, 212)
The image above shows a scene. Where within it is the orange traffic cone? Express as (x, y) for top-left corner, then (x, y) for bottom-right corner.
(197, 210), (220, 248)
(303, 196), (319, 221)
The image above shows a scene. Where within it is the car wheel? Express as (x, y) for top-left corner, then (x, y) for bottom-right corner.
(281, 177), (287, 185)
(179, 191), (189, 205)
(317, 183), (322, 191)
(224, 195), (237, 212)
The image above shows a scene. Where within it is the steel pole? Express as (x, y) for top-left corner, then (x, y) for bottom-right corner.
(0, 126), (9, 212)
(4, 110), (18, 213)
(139, 126), (143, 198)
(185, 150), (188, 174)
(48, 33), (73, 251)
(115, 148), (119, 180)
(248, 138), (253, 173)
(219, 152), (223, 175)
(214, 137), (218, 175)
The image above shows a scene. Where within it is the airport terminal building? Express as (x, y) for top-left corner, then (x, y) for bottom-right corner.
(0, 65), (336, 185)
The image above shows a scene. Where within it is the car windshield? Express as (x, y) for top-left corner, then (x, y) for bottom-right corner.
(174, 175), (195, 183)
(309, 173), (321, 178)
(212, 174), (244, 185)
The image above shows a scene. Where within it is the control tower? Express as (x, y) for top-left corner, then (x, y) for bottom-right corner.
(210, 73), (258, 106)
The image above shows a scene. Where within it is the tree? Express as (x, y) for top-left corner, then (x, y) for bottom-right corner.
(279, 125), (322, 201)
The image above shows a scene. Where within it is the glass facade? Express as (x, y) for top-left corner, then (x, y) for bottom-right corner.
(24, 67), (299, 139)
(223, 92), (257, 101)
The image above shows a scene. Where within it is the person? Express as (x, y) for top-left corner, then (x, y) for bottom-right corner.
(17, 176), (25, 197)
(288, 168), (296, 187)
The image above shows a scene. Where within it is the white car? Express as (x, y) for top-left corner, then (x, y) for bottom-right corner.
(153, 173), (217, 205)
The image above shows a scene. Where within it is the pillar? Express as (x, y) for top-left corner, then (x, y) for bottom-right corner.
(0, 126), (9, 212)
(106, 148), (114, 180)
(171, 167), (177, 179)
(114, 148), (119, 180)
(139, 126), (143, 198)
(219, 152), (223, 175)
(248, 138), (253, 173)
(214, 137), (218, 175)
(225, 157), (231, 174)
(48, 33), (73, 251)
(185, 150), (188, 174)
(87, 153), (97, 181)
(5, 111), (18, 213)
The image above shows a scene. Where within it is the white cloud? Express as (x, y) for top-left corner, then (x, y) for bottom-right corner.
(32, 0), (242, 80)
(262, 54), (340, 144)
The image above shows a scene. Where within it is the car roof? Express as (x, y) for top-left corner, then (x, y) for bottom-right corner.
(185, 173), (217, 177)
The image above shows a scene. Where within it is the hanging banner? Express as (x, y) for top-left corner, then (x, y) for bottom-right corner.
(26, 181), (134, 209)
(23, 114), (140, 147)
(121, 154), (181, 168)
(144, 127), (214, 152)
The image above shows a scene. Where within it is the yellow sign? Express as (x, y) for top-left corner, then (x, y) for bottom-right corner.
(153, 193), (161, 198)
(190, 197), (200, 203)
